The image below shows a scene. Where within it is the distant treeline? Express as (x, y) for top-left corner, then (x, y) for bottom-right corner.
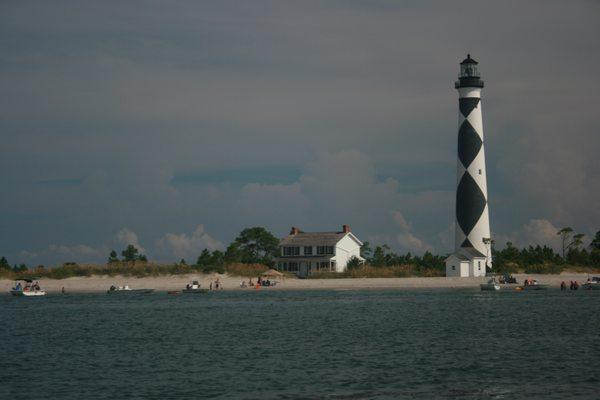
(1, 227), (598, 279)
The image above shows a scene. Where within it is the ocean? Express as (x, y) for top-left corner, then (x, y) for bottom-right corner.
(1, 289), (599, 399)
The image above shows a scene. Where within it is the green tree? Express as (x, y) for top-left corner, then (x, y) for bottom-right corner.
(210, 250), (225, 266)
(590, 230), (600, 266)
(224, 243), (243, 264)
(233, 227), (279, 265)
(590, 231), (600, 252)
(360, 242), (372, 260)
(557, 227), (574, 258)
(121, 245), (140, 262)
(179, 258), (187, 265)
(138, 254), (148, 262)
(196, 249), (212, 266)
(347, 256), (362, 270)
(371, 245), (390, 267)
(557, 228), (584, 259)
(108, 250), (119, 264)
(0, 256), (10, 271)
(13, 263), (27, 272)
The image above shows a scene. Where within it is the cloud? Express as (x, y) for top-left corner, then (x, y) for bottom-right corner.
(114, 229), (145, 254)
(1, 1), (599, 264)
(155, 224), (222, 262)
(495, 219), (563, 252)
(19, 244), (104, 266)
(392, 211), (434, 254)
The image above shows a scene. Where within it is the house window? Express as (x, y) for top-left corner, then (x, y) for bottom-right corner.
(478, 169), (482, 175)
(452, 265), (455, 270)
(304, 246), (313, 255)
(318, 246), (334, 255)
(288, 262), (298, 272)
(283, 246), (300, 256)
(478, 261), (481, 270)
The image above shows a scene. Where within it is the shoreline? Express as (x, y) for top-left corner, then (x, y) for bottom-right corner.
(1, 272), (595, 294)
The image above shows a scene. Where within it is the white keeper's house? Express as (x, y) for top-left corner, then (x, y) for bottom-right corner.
(275, 225), (364, 277)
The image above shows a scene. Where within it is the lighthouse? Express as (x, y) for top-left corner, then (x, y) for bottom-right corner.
(446, 54), (492, 278)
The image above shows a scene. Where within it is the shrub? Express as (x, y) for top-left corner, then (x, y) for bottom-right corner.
(224, 263), (267, 277)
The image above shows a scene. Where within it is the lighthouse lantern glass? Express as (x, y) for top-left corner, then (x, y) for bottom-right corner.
(460, 63), (479, 78)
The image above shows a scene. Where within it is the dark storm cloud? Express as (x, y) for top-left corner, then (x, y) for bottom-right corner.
(1, 0), (599, 264)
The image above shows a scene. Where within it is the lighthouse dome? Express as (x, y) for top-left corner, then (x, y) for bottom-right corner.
(460, 54), (479, 65)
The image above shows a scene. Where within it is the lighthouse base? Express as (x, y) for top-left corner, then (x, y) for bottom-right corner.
(445, 251), (487, 278)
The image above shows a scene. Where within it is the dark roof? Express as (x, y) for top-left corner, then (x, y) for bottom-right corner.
(460, 247), (486, 258)
(280, 232), (347, 246)
(448, 253), (469, 261)
(460, 54), (478, 65)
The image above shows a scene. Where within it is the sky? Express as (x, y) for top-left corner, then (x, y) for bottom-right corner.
(1, 0), (599, 265)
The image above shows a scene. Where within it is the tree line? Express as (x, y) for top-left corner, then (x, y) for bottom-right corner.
(492, 228), (600, 274)
(1, 226), (598, 275)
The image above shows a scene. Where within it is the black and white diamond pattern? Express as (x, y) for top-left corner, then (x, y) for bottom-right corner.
(456, 97), (486, 238)
(457, 120), (482, 168)
(459, 97), (479, 118)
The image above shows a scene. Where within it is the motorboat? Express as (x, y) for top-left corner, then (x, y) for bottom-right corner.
(10, 279), (46, 296)
(517, 279), (549, 291)
(182, 280), (208, 294)
(582, 277), (600, 290)
(480, 277), (501, 291)
(107, 285), (154, 294)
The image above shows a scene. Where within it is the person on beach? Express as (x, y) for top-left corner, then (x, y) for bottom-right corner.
(560, 281), (566, 291)
(569, 281), (574, 290)
(573, 281), (579, 290)
(209, 282), (213, 291)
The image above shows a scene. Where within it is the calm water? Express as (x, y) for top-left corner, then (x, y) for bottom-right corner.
(1, 289), (599, 399)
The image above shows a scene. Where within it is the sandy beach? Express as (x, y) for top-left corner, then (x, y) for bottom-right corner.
(1, 272), (595, 294)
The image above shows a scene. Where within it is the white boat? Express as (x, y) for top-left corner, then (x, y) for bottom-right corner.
(107, 285), (154, 294)
(10, 279), (47, 297)
(582, 277), (600, 290)
(480, 277), (501, 291)
(182, 280), (208, 294)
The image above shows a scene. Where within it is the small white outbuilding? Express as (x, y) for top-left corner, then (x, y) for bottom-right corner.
(445, 247), (487, 277)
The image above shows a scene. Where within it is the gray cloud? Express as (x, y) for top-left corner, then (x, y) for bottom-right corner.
(1, 1), (599, 264)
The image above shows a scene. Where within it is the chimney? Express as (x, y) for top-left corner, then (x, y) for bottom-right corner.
(290, 226), (300, 235)
(342, 224), (351, 233)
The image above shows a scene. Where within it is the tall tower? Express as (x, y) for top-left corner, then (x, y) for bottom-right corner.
(446, 54), (491, 277)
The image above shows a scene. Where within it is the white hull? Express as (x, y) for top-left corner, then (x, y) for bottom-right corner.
(10, 290), (46, 297)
